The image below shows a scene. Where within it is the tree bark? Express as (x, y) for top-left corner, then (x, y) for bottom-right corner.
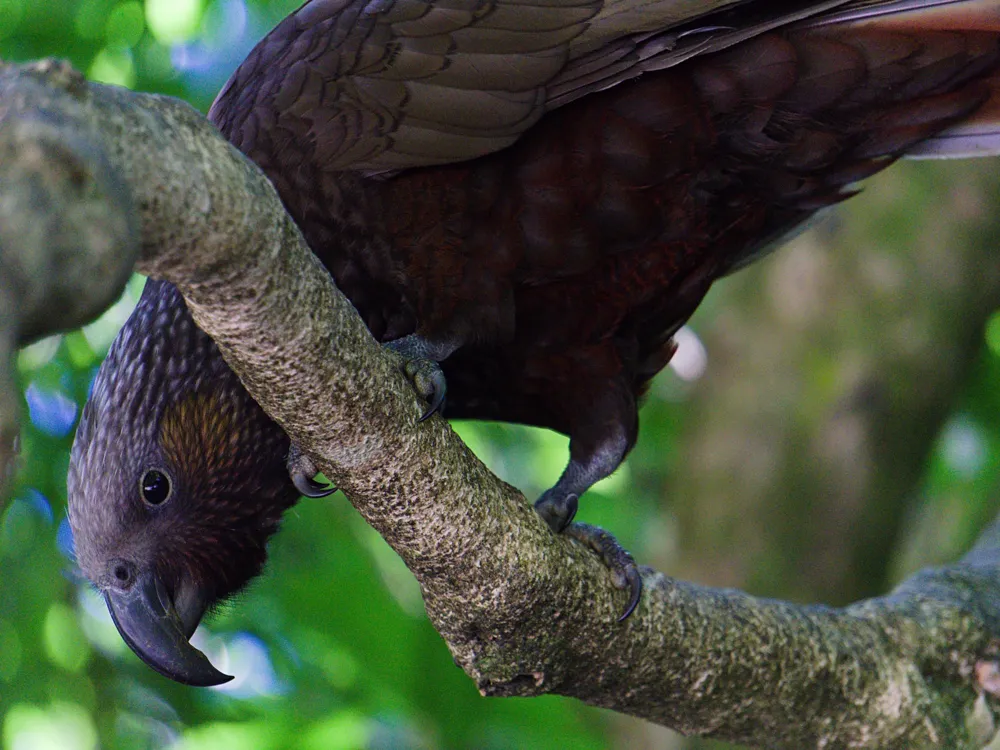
(4, 59), (1000, 749)
(0, 60), (139, 504)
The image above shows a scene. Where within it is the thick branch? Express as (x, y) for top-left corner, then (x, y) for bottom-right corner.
(0, 60), (140, 501)
(3, 60), (1000, 748)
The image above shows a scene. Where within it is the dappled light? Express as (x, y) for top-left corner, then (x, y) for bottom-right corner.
(3, 2), (1000, 749)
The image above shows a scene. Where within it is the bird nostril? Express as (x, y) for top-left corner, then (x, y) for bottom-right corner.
(113, 563), (131, 586)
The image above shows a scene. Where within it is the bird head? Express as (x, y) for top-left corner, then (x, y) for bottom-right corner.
(68, 280), (297, 686)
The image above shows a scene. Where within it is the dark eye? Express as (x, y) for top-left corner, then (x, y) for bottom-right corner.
(140, 469), (171, 506)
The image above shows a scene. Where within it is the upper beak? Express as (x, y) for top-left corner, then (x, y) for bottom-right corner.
(104, 570), (233, 687)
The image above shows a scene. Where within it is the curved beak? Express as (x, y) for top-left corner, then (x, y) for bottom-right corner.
(104, 570), (233, 687)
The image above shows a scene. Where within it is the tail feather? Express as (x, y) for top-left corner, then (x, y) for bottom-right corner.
(809, 0), (1000, 33)
(809, 0), (1000, 157)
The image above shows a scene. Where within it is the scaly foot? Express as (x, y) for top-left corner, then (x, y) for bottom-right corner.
(535, 490), (642, 621)
(534, 419), (642, 620)
(562, 522), (642, 622)
(385, 334), (452, 420)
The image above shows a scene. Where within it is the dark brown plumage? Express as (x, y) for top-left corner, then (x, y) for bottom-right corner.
(69, 0), (1000, 685)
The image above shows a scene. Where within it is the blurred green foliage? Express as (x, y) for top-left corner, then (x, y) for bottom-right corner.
(2, 2), (1000, 749)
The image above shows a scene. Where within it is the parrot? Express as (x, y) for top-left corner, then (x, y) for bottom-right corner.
(67, 0), (1000, 685)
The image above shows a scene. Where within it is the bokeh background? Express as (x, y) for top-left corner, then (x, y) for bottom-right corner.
(3, 1), (1000, 748)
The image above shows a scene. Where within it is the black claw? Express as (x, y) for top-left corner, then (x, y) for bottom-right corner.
(417, 368), (447, 422)
(292, 473), (336, 498)
(561, 522), (642, 622)
(534, 491), (578, 533)
(287, 443), (336, 498)
(617, 565), (643, 623)
(285, 443), (337, 497)
(403, 359), (447, 422)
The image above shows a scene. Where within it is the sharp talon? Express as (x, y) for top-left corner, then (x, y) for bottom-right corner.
(292, 473), (336, 498)
(287, 444), (336, 498)
(417, 368), (447, 422)
(307, 477), (337, 498)
(395, 351), (447, 422)
(561, 522), (642, 621)
(558, 493), (578, 532)
(534, 491), (578, 533)
(617, 565), (642, 622)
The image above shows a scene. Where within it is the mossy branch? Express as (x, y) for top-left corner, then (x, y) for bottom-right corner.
(2, 60), (1000, 749)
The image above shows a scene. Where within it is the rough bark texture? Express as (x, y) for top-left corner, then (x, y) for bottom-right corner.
(0, 60), (140, 503)
(4, 59), (1000, 748)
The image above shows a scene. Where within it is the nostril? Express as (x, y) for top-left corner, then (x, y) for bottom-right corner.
(112, 562), (132, 587)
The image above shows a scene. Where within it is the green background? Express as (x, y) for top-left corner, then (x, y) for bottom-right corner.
(3, 2), (1000, 748)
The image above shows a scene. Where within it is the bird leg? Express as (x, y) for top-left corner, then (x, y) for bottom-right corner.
(534, 423), (643, 619)
(286, 443), (336, 498)
(534, 426), (632, 532)
(385, 333), (458, 420)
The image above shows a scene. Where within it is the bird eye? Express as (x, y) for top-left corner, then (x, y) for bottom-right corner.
(140, 469), (172, 506)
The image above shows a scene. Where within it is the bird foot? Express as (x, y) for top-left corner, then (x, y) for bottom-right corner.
(403, 357), (447, 421)
(562, 522), (643, 622)
(535, 491), (641, 621)
(286, 443), (336, 498)
(385, 335), (448, 420)
(534, 488), (578, 532)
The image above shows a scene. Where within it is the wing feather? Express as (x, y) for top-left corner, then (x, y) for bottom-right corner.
(209, 0), (1000, 171)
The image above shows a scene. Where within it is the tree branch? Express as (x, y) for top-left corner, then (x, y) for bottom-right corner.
(4, 59), (1000, 749)
(0, 60), (140, 501)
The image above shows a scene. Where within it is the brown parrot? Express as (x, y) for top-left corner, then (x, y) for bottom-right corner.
(68, 0), (1000, 686)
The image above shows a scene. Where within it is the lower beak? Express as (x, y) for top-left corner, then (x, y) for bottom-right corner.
(104, 571), (233, 687)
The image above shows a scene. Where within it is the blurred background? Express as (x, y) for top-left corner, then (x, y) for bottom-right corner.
(2, 1), (1000, 748)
